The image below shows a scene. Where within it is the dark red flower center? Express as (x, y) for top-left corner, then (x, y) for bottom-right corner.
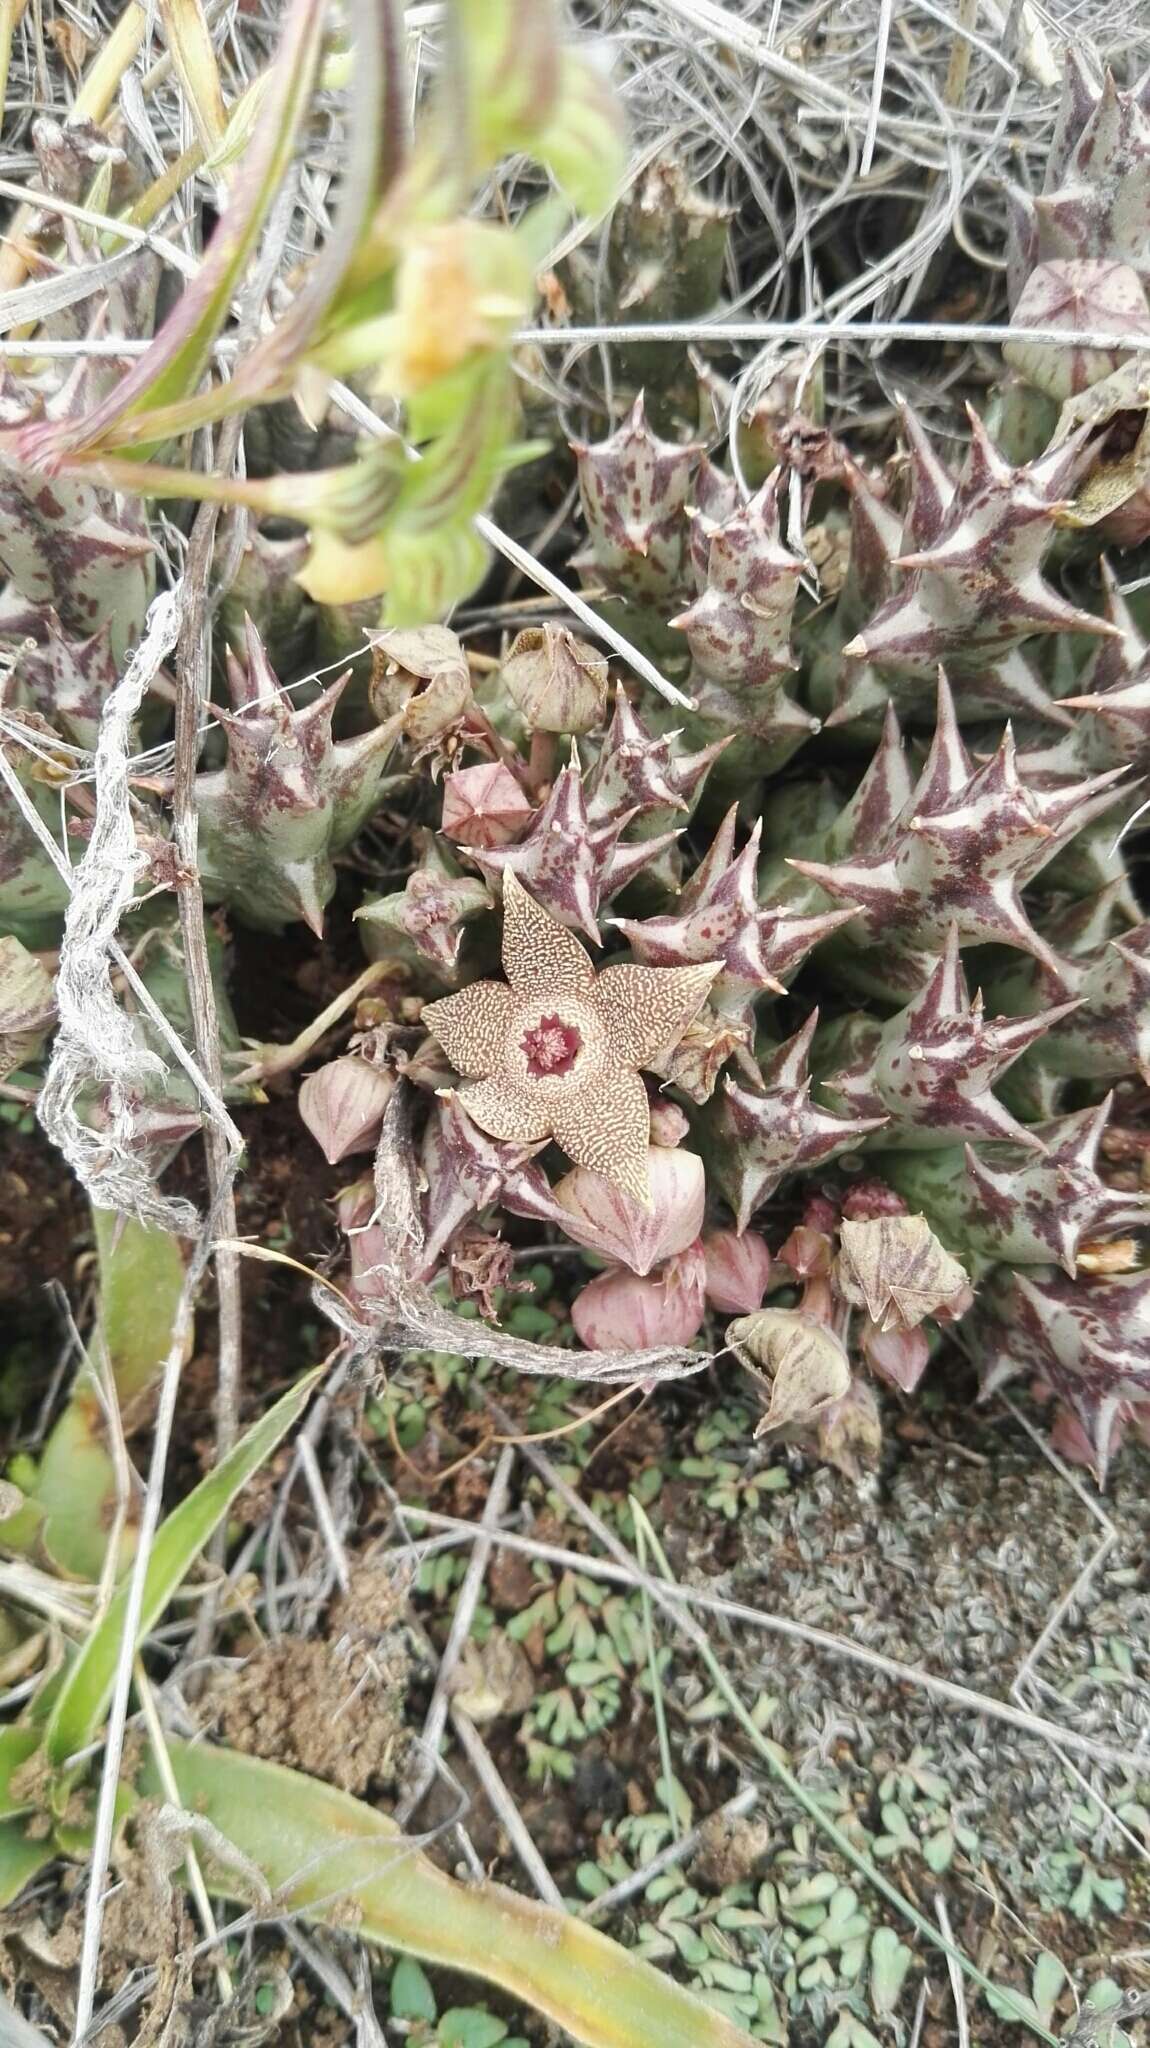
(521, 1013), (582, 1078)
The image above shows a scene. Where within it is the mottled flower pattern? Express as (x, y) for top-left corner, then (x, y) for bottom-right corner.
(423, 871), (717, 1202)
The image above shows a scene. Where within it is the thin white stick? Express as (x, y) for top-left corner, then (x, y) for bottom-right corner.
(473, 513), (696, 712)
(860, 0), (894, 177)
(394, 1444), (515, 1825)
(513, 319), (1150, 353)
(935, 1892), (970, 2048)
(297, 1437), (351, 1595)
(69, 1245), (207, 2046)
(133, 1658), (232, 2005)
(450, 1705), (566, 1909)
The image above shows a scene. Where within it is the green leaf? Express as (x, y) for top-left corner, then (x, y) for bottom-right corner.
(1032, 1952), (1064, 2028)
(922, 1827), (955, 1873)
(0, 1818), (55, 1907)
(869, 1926), (912, 2019)
(140, 1739), (759, 2048)
(985, 1984), (1040, 2027)
(44, 1366), (323, 1767)
(437, 2013), (508, 2048)
(0, 1727), (40, 1819)
(92, 1209), (186, 1405)
(391, 1957), (437, 2022)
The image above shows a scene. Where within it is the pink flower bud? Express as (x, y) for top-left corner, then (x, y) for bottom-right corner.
(554, 1145), (705, 1276)
(702, 1229), (772, 1312)
(648, 1097), (690, 1147)
(299, 1056), (394, 1164)
(572, 1242), (707, 1350)
(336, 1178), (392, 1303)
(441, 761), (535, 848)
(861, 1319), (930, 1394)
(1050, 1402), (1127, 1480)
(776, 1224), (833, 1280)
(841, 1178), (907, 1222)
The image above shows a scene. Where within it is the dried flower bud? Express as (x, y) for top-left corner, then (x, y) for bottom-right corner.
(835, 1214), (970, 1332)
(860, 1320), (930, 1394)
(572, 1242), (707, 1350)
(726, 1308), (851, 1435)
(336, 1178), (391, 1303)
(501, 623), (609, 734)
(554, 1145), (705, 1276)
(299, 1056), (394, 1164)
(0, 937), (56, 1078)
(702, 1229), (772, 1313)
(648, 1097), (690, 1147)
(816, 1379), (883, 1480)
(368, 624), (472, 744)
(441, 761), (535, 848)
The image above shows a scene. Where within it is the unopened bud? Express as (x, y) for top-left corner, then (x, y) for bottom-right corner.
(555, 1146), (705, 1276)
(572, 1242), (707, 1349)
(336, 1178), (392, 1303)
(860, 1319), (930, 1394)
(702, 1228), (772, 1313)
(299, 1056), (394, 1164)
(441, 761), (535, 848)
(501, 624), (609, 734)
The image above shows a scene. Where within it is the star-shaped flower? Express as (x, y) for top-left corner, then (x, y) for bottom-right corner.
(422, 871), (718, 1203)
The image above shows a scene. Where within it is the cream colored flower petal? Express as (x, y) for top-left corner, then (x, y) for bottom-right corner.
(551, 1064), (652, 1205)
(457, 1075), (552, 1143)
(423, 980), (518, 1077)
(501, 869), (595, 996)
(593, 959), (719, 1068)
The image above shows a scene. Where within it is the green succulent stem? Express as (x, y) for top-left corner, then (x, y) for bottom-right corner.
(142, 1739), (758, 2048)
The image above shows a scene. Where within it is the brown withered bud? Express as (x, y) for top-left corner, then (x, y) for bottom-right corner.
(816, 1379), (883, 1480)
(0, 938), (56, 1079)
(441, 761), (535, 849)
(500, 624), (609, 734)
(835, 1213), (970, 1332)
(299, 1055), (394, 1164)
(368, 624), (472, 744)
(726, 1308), (852, 1435)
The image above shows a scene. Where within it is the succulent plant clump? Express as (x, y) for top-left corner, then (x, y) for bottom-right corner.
(2, 38), (1149, 1491)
